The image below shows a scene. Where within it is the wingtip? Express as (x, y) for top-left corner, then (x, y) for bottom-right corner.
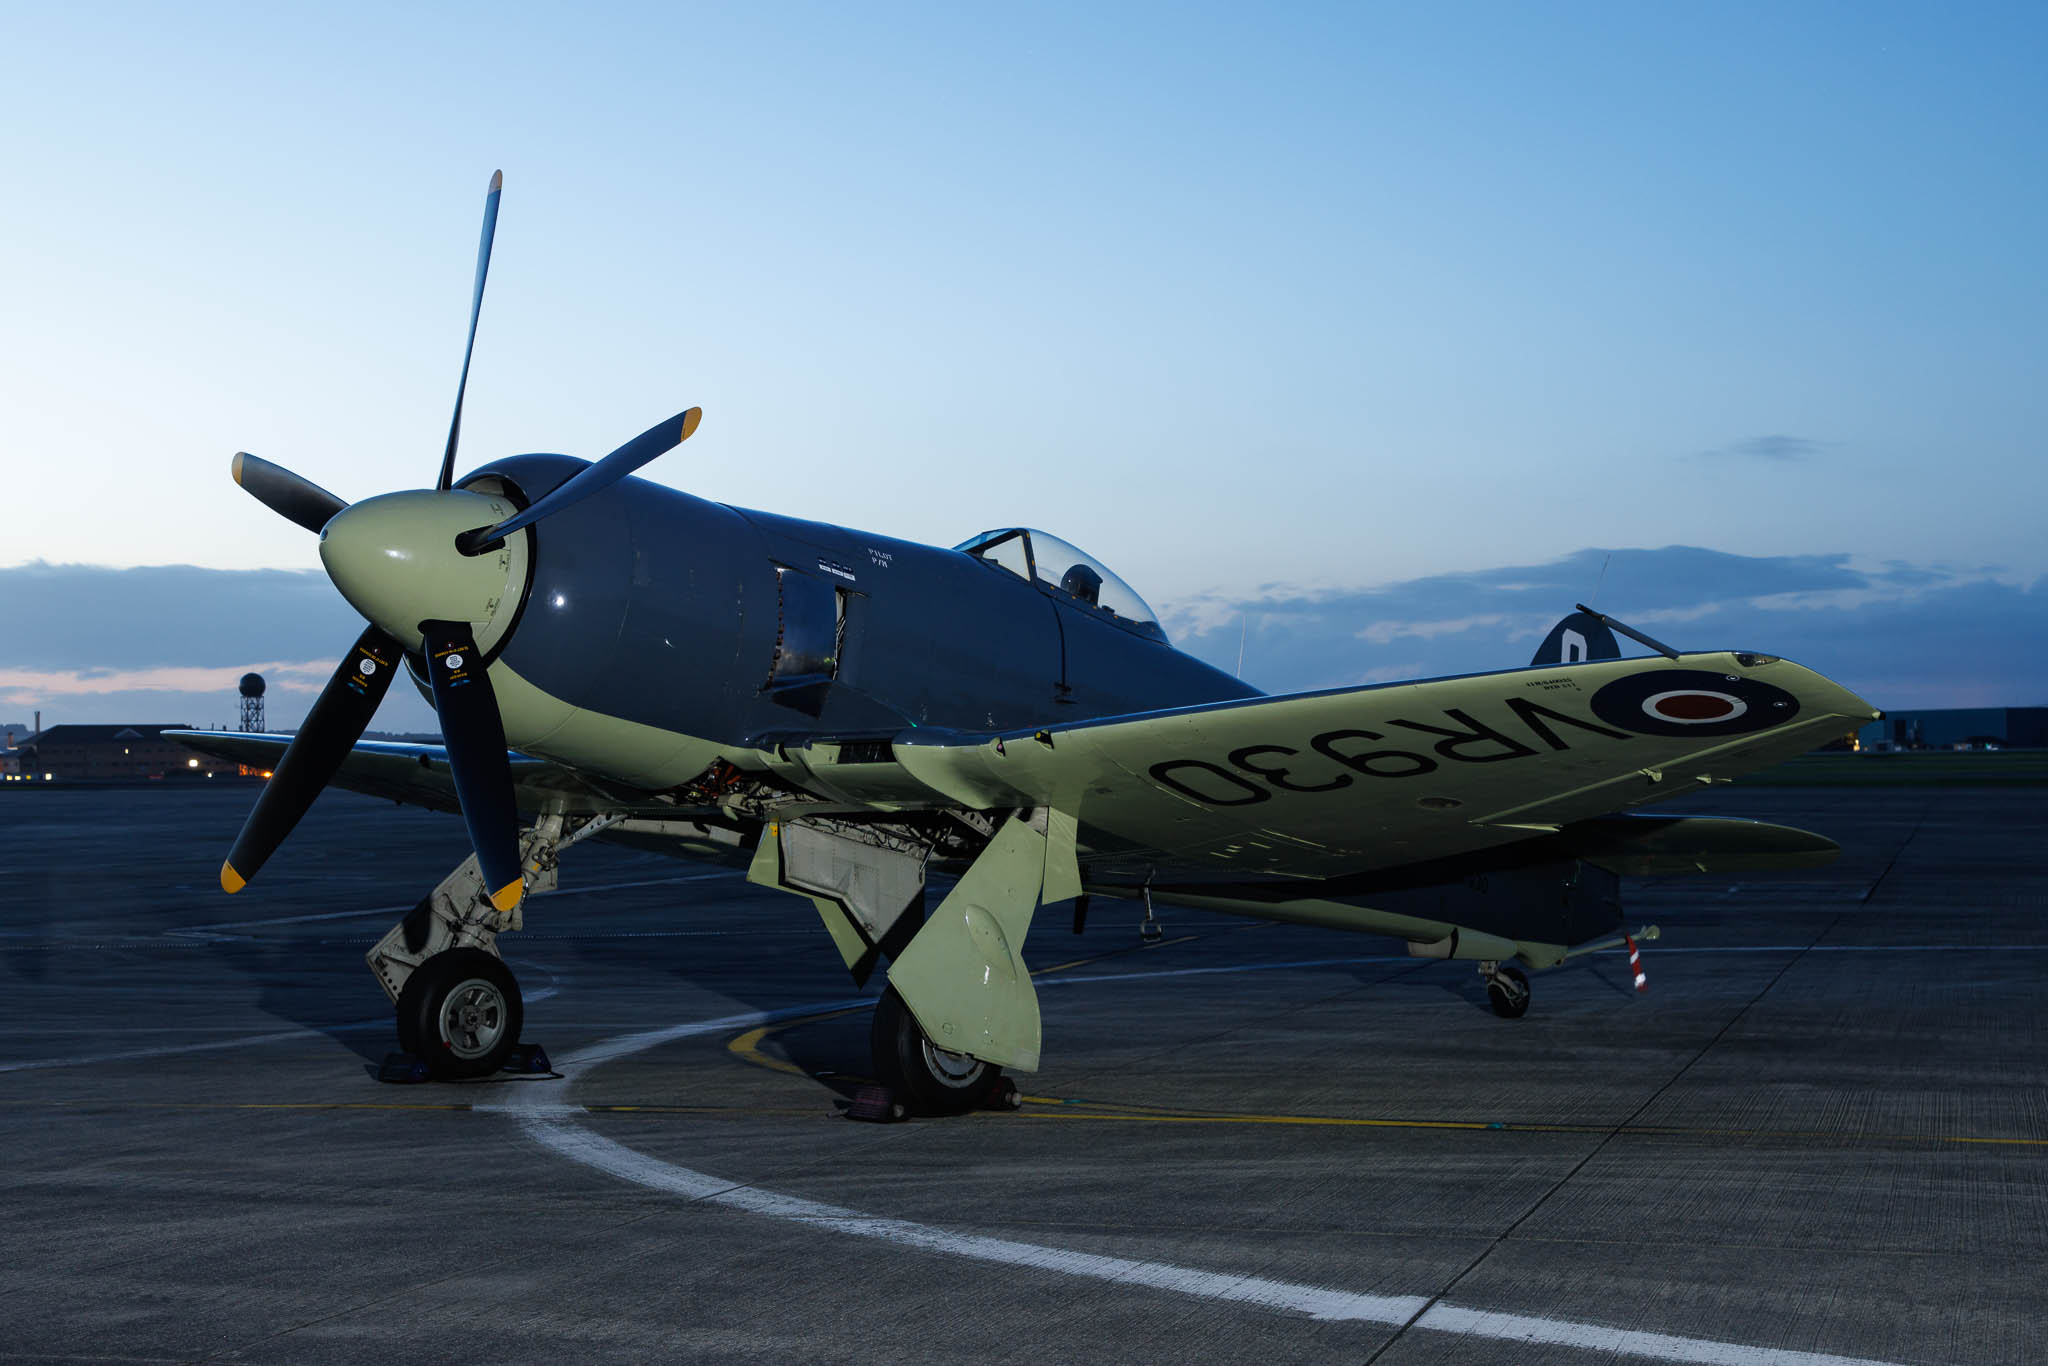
(680, 407), (702, 443)
(221, 862), (247, 894)
(489, 879), (523, 913)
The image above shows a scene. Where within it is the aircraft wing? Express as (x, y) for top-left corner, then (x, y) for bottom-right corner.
(165, 731), (700, 825)
(880, 651), (1879, 889)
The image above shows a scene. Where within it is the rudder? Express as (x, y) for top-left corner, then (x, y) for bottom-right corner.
(1530, 610), (1620, 666)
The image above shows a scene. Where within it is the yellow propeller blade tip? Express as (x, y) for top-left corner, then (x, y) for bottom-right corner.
(680, 407), (702, 443)
(489, 169), (503, 192)
(231, 452), (248, 486)
(490, 879), (523, 913)
(221, 862), (247, 894)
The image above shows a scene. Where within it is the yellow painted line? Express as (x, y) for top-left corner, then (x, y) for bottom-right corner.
(0, 1099), (477, 1112)
(1012, 1102), (2048, 1147)
(1034, 935), (1198, 976)
(12, 1093), (2036, 1148)
(722, 931), (1216, 1079)
(724, 1006), (868, 1078)
(1024, 1106), (1502, 1131)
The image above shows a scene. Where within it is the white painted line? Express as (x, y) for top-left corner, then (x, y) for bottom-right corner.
(522, 1114), (1426, 1324)
(1415, 1304), (1911, 1366)
(498, 1004), (1919, 1364)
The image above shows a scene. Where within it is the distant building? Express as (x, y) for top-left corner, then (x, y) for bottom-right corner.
(1856, 708), (2048, 752)
(0, 724), (28, 777)
(12, 724), (243, 781)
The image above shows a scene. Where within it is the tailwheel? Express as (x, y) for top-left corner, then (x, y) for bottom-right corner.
(397, 947), (524, 1078)
(871, 986), (1004, 1116)
(1483, 961), (1531, 1019)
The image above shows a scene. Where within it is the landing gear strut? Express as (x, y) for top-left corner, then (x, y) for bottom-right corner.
(870, 987), (1019, 1116)
(366, 815), (575, 1080)
(1481, 960), (1531, 1019)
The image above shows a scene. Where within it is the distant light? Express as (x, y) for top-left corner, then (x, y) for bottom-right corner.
(43, 773), (52, 781)
(551, 592), (567, 608)
(187, 757), (200, 769)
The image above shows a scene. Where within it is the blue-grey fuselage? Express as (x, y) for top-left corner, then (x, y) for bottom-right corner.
(472, 453), (1259, 750)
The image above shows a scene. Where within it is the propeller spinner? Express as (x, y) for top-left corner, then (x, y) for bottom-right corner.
(220, 170), (702, 907)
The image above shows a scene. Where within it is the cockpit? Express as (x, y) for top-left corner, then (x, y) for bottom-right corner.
(954, 528), (1167, 642)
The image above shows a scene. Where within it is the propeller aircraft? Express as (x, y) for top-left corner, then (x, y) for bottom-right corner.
(174, 172), (1883, 1114)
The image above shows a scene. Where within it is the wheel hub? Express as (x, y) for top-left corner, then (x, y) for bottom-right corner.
(438, 977), (508, 1058)
(920, 1038), (986, 1088)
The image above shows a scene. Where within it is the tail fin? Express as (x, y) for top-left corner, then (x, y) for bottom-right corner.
(1530, 610), (1620, 667)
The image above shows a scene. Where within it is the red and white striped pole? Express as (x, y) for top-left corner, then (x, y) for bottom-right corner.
(1624, 934), (1647, 993)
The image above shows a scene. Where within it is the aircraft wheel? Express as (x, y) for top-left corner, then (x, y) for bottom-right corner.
(871, 986), (995, 1116)
(397, 947), (524, 1078)
(1486, 963), (1531, 1020)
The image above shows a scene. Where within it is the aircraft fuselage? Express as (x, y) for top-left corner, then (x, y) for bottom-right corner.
(460, 453), (1256, 778)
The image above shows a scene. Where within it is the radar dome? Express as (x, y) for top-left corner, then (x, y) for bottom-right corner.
(238, 672), (266, 698)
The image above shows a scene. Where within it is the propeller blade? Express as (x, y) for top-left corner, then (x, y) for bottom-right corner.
(232, 452), (348, 534)
(436, 169), (503, 493)
(457, 407), (700, 555)
(420, 619), (524, 911)
(221, 627), (401, 892)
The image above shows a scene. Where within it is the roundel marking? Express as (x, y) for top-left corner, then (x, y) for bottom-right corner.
(444, 652), (466, 671)
(359, 658), (379, 677)
(1641, 689), (1746, 724)
(1589, 668), (1799, 738)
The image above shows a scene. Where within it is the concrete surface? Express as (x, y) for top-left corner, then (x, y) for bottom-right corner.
(1, 784), (2041, 1364)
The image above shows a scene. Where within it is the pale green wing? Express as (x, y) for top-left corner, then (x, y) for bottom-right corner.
(165, 731), (686, 822)
(887, 652), (1879, 883)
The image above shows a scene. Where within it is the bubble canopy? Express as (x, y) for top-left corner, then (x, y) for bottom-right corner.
(954, 528), (1167, 641)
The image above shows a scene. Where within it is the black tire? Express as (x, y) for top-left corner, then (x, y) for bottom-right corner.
(396, 948), (523, 1079)
(1487, 963), (1531, 1020)
(871, 987), (994, 1116)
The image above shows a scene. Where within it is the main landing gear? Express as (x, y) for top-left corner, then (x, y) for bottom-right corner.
(870, 987), (1021, 1117)
(1480, 960), (1531, 1019)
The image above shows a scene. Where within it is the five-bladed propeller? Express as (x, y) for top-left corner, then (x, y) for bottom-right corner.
(220, 170), (700, 908)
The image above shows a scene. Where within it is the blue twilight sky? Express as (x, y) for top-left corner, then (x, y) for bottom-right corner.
(2, 3), (2043, 730)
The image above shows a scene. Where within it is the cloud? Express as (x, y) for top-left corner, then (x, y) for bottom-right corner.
(1694, 434), (1826, 462)
(0, 660), (336, 699)
(0, 562), (359, 670)
(0, 562), (438, 731)
(4, 551), (2040, 730)
(1161, 547), (2048, 711)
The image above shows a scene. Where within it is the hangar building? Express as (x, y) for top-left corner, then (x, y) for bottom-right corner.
(1857, 707), (2048, 751)
(11, 724), (243, 781)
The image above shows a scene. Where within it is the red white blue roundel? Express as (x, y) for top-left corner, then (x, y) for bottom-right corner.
(1589, 669), (1799, 738)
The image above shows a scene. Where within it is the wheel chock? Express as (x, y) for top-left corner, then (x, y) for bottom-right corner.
(378, 1052), (430, 1084)
(847, 1084), (908, 1123)
(501, 1042), (552, 1074)
(979, 1075), (1023, 1111)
